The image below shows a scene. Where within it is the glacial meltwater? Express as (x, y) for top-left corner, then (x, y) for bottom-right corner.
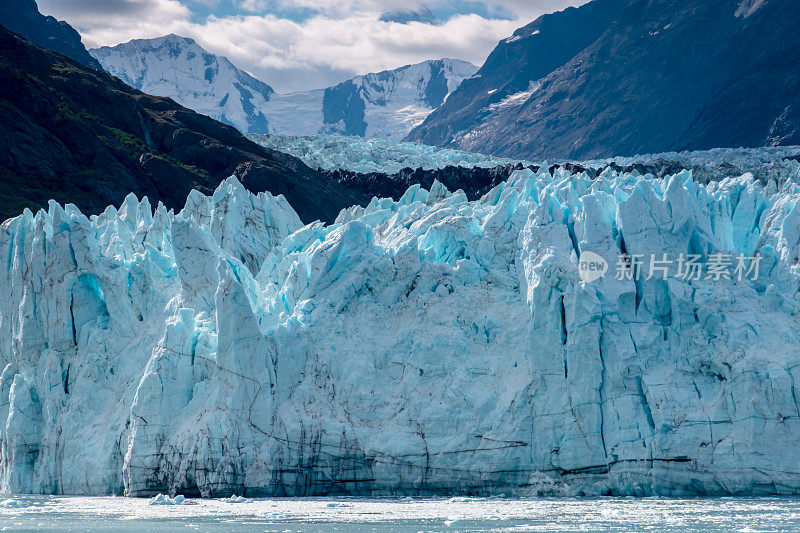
(1, 496), (800, 532)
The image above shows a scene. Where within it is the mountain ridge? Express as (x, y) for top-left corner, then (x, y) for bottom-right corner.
(406, 0), (800, 160)
(90, 34), (275, 135)
(0, 24), (360, 224)
(0, 0), (102, 69)
(406, 0), (628, 150)
(90, 36), (478, 140)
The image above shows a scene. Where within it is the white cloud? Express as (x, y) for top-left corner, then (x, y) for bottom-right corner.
(239, 0), (268, 12)
(38, 0), (191, 32)
(36, 0), (587, 92)
(485, 0), (587, 20)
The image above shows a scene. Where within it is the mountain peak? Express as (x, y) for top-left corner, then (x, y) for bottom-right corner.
(0, 23), (356, 225)
(96, 34), (199, 53)
(379, 7), (439, 25)
(313, 57), (477, 138)
(159, 33), (197, 45)
(0, 0), (103, 69)
(91, 38), (477, 140)
(90, 35), (274, 134)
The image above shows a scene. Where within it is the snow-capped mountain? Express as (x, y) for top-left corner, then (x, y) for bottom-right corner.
(4, 150), (800, 496)
(0, 25), (363, 225)
(90, 36), (477, 139)
(90, 35), (275, 134)
(264, 58), (478, 140)
(407, 0), (800, 160)
(379, 7), (439, 24)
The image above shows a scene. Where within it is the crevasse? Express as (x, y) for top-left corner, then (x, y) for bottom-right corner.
(3, 156), (800, 497)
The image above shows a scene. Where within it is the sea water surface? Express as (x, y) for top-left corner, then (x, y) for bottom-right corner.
(2, 496), (800, 532)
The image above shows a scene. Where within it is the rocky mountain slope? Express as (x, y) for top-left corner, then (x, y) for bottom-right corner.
(307, 58), (477, 139)
(90, 35), (275, 134)
(3, 151), (800, 496)
(406, 0), (800, 160)
(0, 0), (102, 69)
(0, 20), (541, 226)
(0, 25), (361, 224)
(90, 37), (477, 139)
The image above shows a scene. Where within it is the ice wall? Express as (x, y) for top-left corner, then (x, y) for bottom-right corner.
(3, 157), (800, 497)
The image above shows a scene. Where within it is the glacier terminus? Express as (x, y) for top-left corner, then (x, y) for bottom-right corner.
(3, 149), (800, 497)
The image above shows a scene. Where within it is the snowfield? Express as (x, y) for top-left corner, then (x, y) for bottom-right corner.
(3, 148), (800, 497)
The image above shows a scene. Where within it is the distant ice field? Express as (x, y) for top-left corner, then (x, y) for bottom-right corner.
(250, 133), (800, 177)
(582, 145), (800, 170)
(2, 496), (800, 532)
(250, 133), (528, 173)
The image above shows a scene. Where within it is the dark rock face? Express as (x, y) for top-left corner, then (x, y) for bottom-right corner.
(0, 0), (102, 69)
(0, 26), (359, 224)
(322, 164), (528, 206)
(677, 42), (800, 151)
(406, 0), (800, 160)
(322, 80), (367, 136)
(323, 152), (800, 212)
(405, 0), (628, 150)
(0, 21), (531, 226)
(423, 60), (451, 108)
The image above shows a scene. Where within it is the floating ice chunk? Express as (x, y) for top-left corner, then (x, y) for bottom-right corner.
(224, 495), (252, 503)
(0, 499), (22, 507)
(149, 494), (186, 505)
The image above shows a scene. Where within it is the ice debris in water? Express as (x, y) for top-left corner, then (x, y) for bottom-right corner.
(0, 498), (22, 507)
(3, 150), (800, 498)
(249, 133), (526, 173)
(225, 495), (252, 503)
(149, 494), (186, 505)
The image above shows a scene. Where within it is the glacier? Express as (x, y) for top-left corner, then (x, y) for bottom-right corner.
(249, 133), (526, 174)
(3, 150), (800, 497)
(261, 58), (478, 140)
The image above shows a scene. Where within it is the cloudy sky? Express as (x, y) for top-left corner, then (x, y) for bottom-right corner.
(38, 0), (585, 92)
